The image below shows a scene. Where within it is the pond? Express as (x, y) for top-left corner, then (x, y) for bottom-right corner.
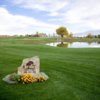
(46, 42), (100, 48)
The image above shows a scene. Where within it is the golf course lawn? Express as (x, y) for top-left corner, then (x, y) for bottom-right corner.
(0, 43), (100, 100)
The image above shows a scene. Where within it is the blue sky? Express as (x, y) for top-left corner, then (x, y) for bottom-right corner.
(0, 0), (100, 36)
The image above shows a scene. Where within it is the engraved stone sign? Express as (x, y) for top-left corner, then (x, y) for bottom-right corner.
(3, 56), (49, 84)
(18, 56), (40, 75)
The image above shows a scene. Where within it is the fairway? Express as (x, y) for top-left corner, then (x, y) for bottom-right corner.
(0, 43), (100, 100)
(0, 0), (100, 99)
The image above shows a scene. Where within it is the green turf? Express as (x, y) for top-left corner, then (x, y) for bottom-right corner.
(0, 39), (100, 100)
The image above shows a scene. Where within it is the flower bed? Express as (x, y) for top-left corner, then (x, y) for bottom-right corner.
(3, 72), (48, 84)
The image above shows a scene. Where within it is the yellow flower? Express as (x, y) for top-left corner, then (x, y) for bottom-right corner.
(20, 73), (37, 84)
(37, 75), (46, 82)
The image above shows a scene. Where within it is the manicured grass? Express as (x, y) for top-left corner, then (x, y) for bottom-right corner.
(0, 37), (100, 46)
(0, 39), (100, 100)
(0, 37), (57, 46)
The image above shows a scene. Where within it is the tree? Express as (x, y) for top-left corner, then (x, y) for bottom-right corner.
(69, 32), (73, 38)
(98, 34), (100, 38)
(56, 27), (69, 38)
(86, 33), (93, 38)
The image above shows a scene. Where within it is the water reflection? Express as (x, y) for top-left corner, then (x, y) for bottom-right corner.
(97, 41), (100, 44)
(87, 41), (92, 45)
(57, 42), (68, 48)
(46, 42), (100, 48)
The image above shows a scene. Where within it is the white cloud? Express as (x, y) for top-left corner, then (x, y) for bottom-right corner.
(0, 7), (59, 35)
(1, 0), (100, 35)
(48, 12), (59, 16)
(43, 0), (100, 33)
(11, 0), (68, 12)
(63, 0), (100, 31)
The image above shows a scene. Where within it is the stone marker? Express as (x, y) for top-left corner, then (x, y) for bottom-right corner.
(3, 56), (49, 84)
(18, 56), (40, 76)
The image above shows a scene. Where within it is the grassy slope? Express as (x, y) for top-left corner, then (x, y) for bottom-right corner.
(0, 39), (100, 100)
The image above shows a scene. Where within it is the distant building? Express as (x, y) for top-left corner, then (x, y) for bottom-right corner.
(0, 35), (11, 38)
(33, 33), (47, 37)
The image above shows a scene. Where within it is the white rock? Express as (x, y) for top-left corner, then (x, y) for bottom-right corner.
(2, 75), (17, 84)
(40, 72), (49, 80)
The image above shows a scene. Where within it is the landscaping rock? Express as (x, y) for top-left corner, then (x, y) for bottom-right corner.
(2, 75), (18, 84)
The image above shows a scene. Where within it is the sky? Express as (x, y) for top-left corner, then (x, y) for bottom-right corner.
(0, 0), (100, 36)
